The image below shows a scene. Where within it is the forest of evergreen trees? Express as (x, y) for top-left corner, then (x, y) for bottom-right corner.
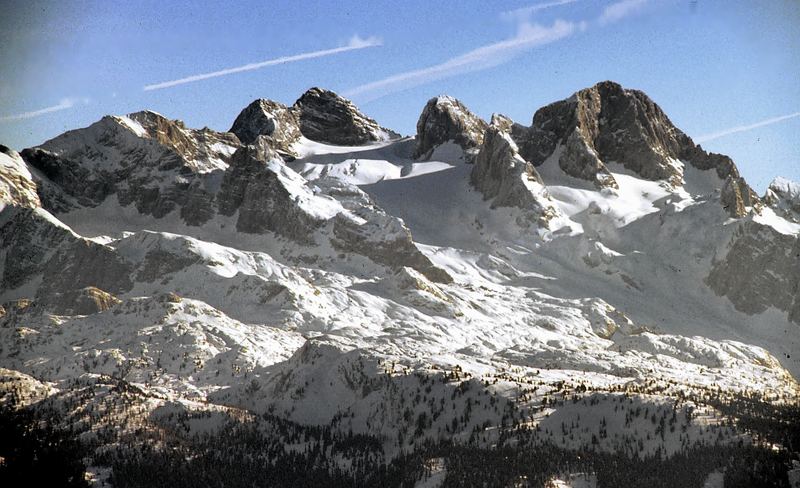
(0, 379), (797, 487)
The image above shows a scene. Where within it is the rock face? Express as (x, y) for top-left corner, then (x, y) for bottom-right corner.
(0, 206), (77, 291)
(764, 177), (800, 223)
(21, 111), (240, 215)
(230, 88), (398, 154)
(511, 81), (757, 200)
(217, 139), (324, 242)
(707, 220), (800, 323)
(294, 88), (396, 145)
(721, 175), (761, 218)
(470, 125), (557, 226)
(414, 96), (488, 159)
(42, 286), (121, 315)
(489, 113), (515, 133)
(229, 99), (302, 155)
(0, 206), (134, 297)
(331, 214), (452, 284)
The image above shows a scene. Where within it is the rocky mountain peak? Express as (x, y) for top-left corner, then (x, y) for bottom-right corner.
(293, 87), (397, 145)
(126, 109), (173, 125)
(230, 88), (397, 154)
(512, 80), (680, 188)
(414, 95), (488, 159)
(229, 98), (301, 155)
(511, 80), (761, 211)
(126, 110), (239, 166)
(19, 109), (240, 215)
(489, 113), (515, 133)
(295, 87), (342, 104)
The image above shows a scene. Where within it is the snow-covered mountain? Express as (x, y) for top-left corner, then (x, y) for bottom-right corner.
(1, 81), (798, 486)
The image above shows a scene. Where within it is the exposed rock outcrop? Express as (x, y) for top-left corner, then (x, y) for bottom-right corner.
(414, 96), (488, 160)
(41, 286), (121, 315)
(721, 175), (761, 218)
(217, 139), (324, 242)
(21, 111), (240, 215)
(0, 205), (134, 297)
(317, 178), (452, 283)
(230, 88), (397, 155)
(470, 126), (558, 227)
(489, 113), (515, 133)
(128, 111), (240, 172)
(294, 88), (397, 145)
(511, 81), (759, 203)
(19, 146), (107, 209)
(707, 220), (800, 323)
(0, 206), (77, 290)
(331, 215), (452, 284)
(229, 99), (302, 155)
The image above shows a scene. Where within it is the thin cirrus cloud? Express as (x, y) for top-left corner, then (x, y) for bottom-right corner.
(0, 97), (89, 123)
(143, 35), (382, 91)
(598, 0), (647, 25)
(344, 0), (643, 103)
(695, 111), (800, 143)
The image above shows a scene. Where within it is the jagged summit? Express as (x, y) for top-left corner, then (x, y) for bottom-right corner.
(511, 81), (751, 194)
(229, 98), (301, 153)
(294, 87), (398, 145)
(414, 95), (488, 159)
(19, 109), (240, 215)
(230, 87), (398, 155)
(10, 109), (450, 283)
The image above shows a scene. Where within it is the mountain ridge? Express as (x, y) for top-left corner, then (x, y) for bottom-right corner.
(1, 80), (798, 486)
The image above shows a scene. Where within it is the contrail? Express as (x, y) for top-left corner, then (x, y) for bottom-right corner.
(501, 0), (580, 21)
(0, 98), (76, 122)
(343, 21), (575, 102)
(143, 36), (381, 91)
(696, 111), (800, 143)
(344, 0), (645, 103)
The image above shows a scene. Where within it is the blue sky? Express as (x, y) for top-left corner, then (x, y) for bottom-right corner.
(0, 0), (797, 191)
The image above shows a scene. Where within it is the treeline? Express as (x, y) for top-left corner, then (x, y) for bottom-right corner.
(103, 408), (796, 488)
(426, 442), (794, 487)
(0, 377), (797, 487)
(102, 429), (796, 488)
(0, 401), (90, 487)
(103, 413), (420, 488)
